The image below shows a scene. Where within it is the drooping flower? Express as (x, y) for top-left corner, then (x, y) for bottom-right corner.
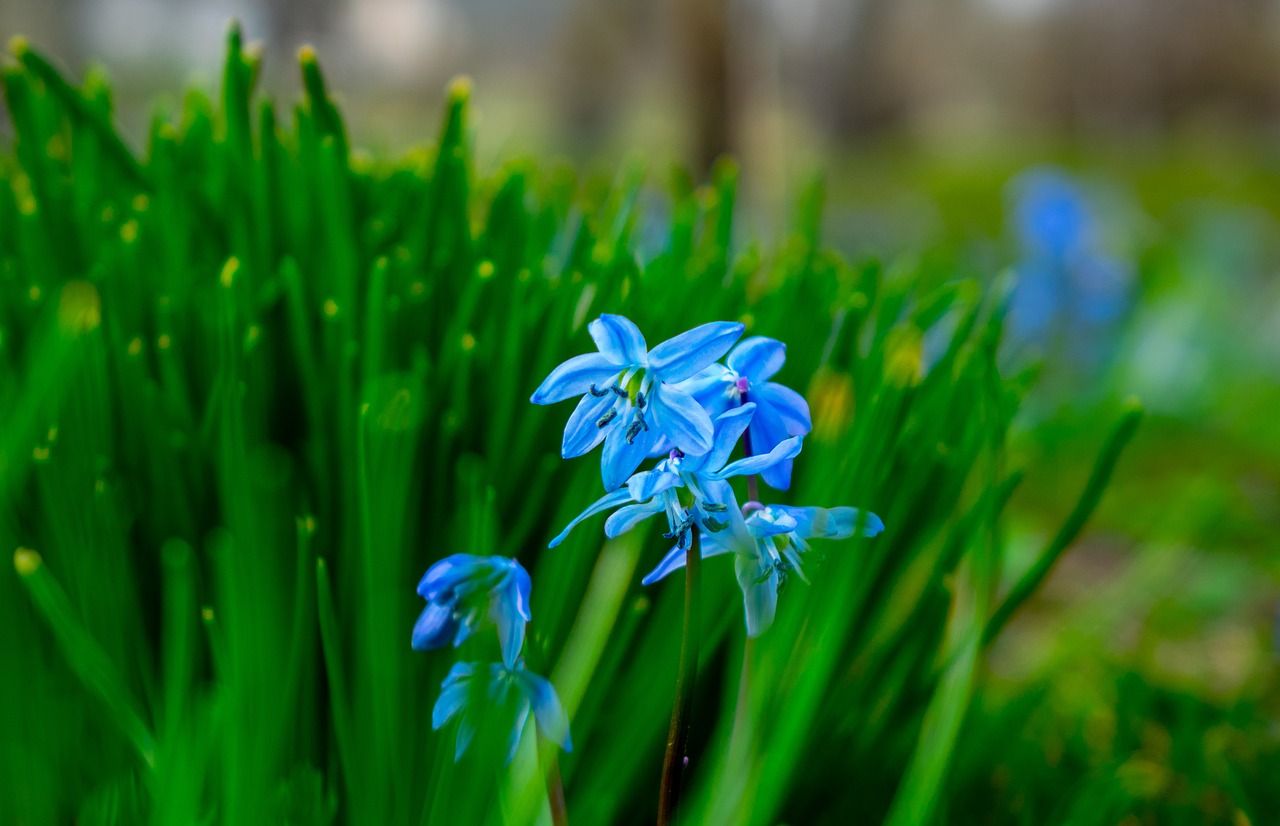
(412, 555), (532, 668)
(432, 659), (573, 763)
(643, 488), (884, 637)
(531, 314), (745, 490)
(547, 403), (802, 551)
(679, 336), (812, 490)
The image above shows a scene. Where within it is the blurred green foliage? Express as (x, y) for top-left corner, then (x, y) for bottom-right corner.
(0, 25), (1273, 826)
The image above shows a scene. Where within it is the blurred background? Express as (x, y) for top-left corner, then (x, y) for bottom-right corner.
(4, 0), (1280, 818)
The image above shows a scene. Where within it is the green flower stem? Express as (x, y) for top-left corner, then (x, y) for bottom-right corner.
(658, 529), (702, 826)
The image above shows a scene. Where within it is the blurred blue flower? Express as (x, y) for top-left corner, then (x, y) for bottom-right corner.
(530, 314), (745, 490)
(413, 554), (532, 668)
(1006, 168), (1133, 352)
(547, 403), (802, 550)
(678, 336), (812, 490)
(432, 659), (572, 763)
(643, 489), (883, 637)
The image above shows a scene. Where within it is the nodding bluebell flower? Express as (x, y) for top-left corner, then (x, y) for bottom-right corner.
(530, 314), (745, 491)
(679, 336), (812, 490)
(413, 555), (532, 668)
(547, 403), (802, 551)
(432, 659), (572, 763)
(643, 488), (884, 637)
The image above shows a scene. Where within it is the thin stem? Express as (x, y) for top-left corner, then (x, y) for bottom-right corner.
(542, 743), (569, 826)
(728, 636), (755, 756)
(658, 530), (702, 825)
(740, 392), (760, 503)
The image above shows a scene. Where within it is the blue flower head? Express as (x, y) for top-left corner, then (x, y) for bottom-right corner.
(432, 659), (572, 763)
(531, 314), (745, 490)
(643, 487), (884, 637)
(413, 555), (532, 668)
(679, 336), (812, 490)
(547, 403), (802, 551)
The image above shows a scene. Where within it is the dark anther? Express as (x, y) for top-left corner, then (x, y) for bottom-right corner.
(596, 409), (618, 428)
(701, 516), (728, 533)
(625, 421), (643, 444)
(753, 564), (774, 585)
(589, 384), (609, 397)
(609, 385), (628, 398)
(702, 502), (727, 513)
(636, 392), (646, 409)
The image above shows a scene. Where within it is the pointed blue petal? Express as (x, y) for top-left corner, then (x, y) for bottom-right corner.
(695, 404), (755, 475)
(626, 466), (681, 502)
(454, 713), (477, 762)
(647, 321), (745, 383)
(504, 701), (533, 765)
(744, 392), (798, 490)
(433, 664), (476, 729)
(517, 670), (573, 752)
(744, 509), (799, 538)
(531, 352), (619, 404)
(412, 602), (458, 651)
(754, 382), (812, 435)
(728, 336), (786, 382)
(600, 422), (658, 491)
(418, 554), (488, 599)
(648, 384), (714, 456)
(510, 562), (533, 621)
(561, 391), (615, 458)
(735, 553), (779, 637)
(548, 488), (633, 548)
(641, 543), (689, 585)
(711, 435), (803, 480)
(772, 505), (884, 538)
(589, 314), (647, 364)
(490, 586), (528, 669)
(605, 500), (665, 537)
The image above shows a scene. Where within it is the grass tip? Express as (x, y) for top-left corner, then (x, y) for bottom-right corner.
(1121, 395), (1144, 416)
(13, 547), (41, 576)
(58, 280), (101, 335)
(298, 44), (317, 66)
(220, 256), (240, 288)
(447, 75), (473, 102)
(8, 35), (28, 57)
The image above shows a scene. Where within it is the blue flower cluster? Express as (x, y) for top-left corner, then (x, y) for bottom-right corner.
(412, 555), (571, 762)
(534, 314), (885, 636)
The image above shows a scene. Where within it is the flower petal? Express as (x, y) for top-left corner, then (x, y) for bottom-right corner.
(605, 500), (665, 537)
(744, 509), (799, 538)
(775, 505), (885, 539)
(735, 553), (779, 637)
(517, 670), (573, 752)
(601, 421), (659, 491)
(692, 403), (755, 475)
(412, 602), (458, 651)
(531, 352), (620, 405)
(710, 435), (803, 480)
(418, 554), (488, 599)
(589, 314), (647, 365)
(504, 701), (533, 765)
(647, 321), (745, 383)
(744, 393), (800, 490)
(433, 663), (477, 729)
(548, 488), (633, 548)
(677, 363), (735, 417)
(640, 537), (734, 585)
(454, 713), (477, 762)
(561, 391), (616, 458)
(648, 384), (714, 455)
(626, 466), (681, 502)
(754, 382), (812, 435)
(728, 336), (787, 382)
(490, 585), (528, 669)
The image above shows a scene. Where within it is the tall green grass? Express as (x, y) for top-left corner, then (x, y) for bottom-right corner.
(0, 27), (1138, 825)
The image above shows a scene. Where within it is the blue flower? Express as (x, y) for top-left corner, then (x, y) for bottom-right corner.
(547, 403), (802, 550)
(643, 491), (884, 637)
(531, 314), (745, 490)
(679, 336), (811, 490)
(413, 555), (532, 668)
(432, 660), (573, 763)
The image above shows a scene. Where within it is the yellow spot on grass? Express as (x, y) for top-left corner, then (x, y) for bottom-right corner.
(9, 35), (29, 57)
(132, 194), (150, 212)
(298, 514), (317, 536)
(460, 332), (476, 351)
(158, 334), (172, 350)
(322, 298), (339, 318)
(120, 219), (138, 243)
(32, 445), (49, 461)
(885, 325), (922, 387)
(101, 205), (115, 223)
(95, 478), (106, 495)
(13, 547), (41, 576)
(127, 337), (143, 356)
(47, 427), (57, 443)
(245, 325), (261, 347)
(201, 607), (214, 622)
(220, 257), (240, 288)
(298, 44), (317, 65)
(58, 281), (101, 334)
(28, 285), (41, 302)
(448, 75), (473, 102)
(17, 196), (36, 215)
(476, 260), (495, 280)
(408, 282), (425, 298)
(46, 135), (66, 161)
